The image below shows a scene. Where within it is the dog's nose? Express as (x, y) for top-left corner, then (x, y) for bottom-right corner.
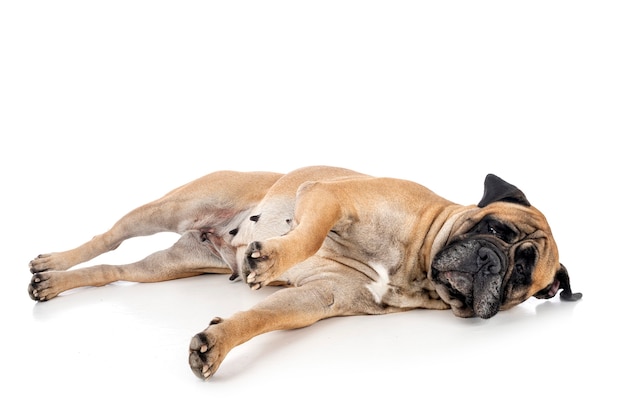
(477, 246), (502, 274)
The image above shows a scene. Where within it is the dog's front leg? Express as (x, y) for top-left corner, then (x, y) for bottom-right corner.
(241, 181), (343, 288)
(189, 278), (365, 380)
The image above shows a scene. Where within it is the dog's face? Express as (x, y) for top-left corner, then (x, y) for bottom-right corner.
(431, 174), (581, 319)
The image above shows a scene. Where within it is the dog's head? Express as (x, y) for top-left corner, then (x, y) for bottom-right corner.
(431, 174), (582, 319)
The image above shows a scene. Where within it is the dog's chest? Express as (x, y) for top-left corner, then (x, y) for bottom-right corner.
(365, 262), (440, 308)
(322, 225), (439, 309)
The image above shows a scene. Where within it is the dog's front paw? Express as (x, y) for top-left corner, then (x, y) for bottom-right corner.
(241, 241), (280, 290)
(189, 318), (228, 380)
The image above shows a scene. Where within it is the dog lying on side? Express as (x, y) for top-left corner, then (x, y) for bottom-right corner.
(28, 166), (581, 379)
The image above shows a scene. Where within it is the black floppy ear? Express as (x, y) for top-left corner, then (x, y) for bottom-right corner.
(534, 264), (583, 301)
(554, 264), (583, 301)
(478, 174), (531, 208)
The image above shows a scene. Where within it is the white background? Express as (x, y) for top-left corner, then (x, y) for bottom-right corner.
(1, 1), (624, 418)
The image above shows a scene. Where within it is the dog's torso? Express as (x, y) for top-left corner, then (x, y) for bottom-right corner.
(203, 167), (460, 313)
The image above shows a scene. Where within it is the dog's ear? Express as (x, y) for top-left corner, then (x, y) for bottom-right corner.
(534, 264), (583, 301)
(554, 264), (583, 301)
(478, 174), (531, 208)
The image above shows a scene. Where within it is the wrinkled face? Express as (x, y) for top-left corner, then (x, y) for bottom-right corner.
(429, 174), (580, 319)
(431, 203), (562, 319)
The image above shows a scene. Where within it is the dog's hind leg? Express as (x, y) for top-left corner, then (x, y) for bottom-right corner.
(29, 170), (281, 275)
(28, 231), (231, 301)
(29, 201), (183, 274)
(28, 170), (284, 301)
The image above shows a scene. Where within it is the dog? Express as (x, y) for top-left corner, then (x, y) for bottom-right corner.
(28, 166), (581, 380)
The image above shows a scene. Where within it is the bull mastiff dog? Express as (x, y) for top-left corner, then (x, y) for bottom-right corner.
(28, 166), (581, 380)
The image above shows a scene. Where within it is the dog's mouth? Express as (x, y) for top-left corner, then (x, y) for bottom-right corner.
(431, 240), (508, 319)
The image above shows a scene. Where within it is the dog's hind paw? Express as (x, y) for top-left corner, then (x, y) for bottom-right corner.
(28, 272), (61, 302)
